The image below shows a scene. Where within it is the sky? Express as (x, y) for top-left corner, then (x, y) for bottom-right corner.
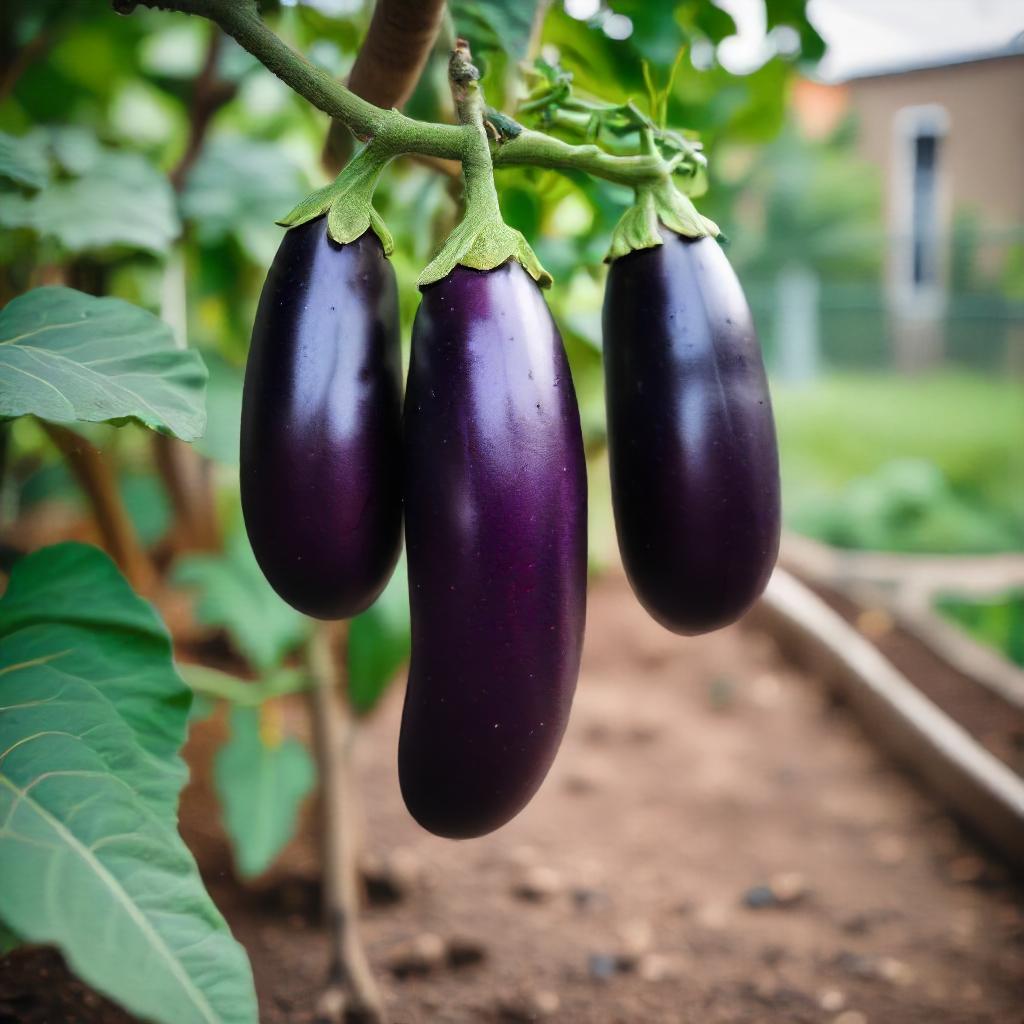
(712, 0), (1024, 80)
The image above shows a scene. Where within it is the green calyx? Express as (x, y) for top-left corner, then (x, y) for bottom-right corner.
(605, 178), (720, 263)
(417, 214), (551, 289)
(277, 143), (394, 255)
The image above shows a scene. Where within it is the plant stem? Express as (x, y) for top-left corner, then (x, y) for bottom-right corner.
(491, 128), (667, 185)
(39, 421), (155, 592)
(306, 620), (383, 1024)
(114, 0), (676, 188)
(449, 40), (502, 223)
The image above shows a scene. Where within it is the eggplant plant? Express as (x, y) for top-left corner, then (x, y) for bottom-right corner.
(0, 0), (807, 1019)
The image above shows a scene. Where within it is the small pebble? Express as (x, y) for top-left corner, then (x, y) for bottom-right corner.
(361, 847), (421, 905)
(877, 956), (914, 986)
(446, 936), (487, 969)
(708, 675), (737, 711)
(588, 953), (618, 981)
(496, 990), (560, 1021)
(514, 866), (563, 902)
(819, 988), (846, 1012)
(769, 871), (808, 906)
(856, 606), (892, 638)
(743, 885), (776, 909)
(386, 933), (446, 978)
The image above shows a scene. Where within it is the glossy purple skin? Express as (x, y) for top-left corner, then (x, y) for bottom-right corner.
(603, 230), (780, 636)
(399, 262), (587, 839)
(241, 220), (402, 619)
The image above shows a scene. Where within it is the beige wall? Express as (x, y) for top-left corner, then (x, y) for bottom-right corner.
(846, 55), (1024, 231)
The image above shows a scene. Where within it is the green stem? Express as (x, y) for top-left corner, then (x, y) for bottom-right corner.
(114, 0), (685, 190)
(491, 128), (667, 186)
(418, 40), (550, 287)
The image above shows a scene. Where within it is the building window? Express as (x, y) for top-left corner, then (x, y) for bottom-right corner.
(892, 104), (949, 309)
(911, 131), (940, 288)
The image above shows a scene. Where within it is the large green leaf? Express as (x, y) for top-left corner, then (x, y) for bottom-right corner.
(348, 555), (410, 714)
(0, 286), (207, 441)
(0, 131), (49, 191)
(0, 543), (258, 1024)
(214, 705), (315, 878)
(0, 149), (179, 255)
(174, 530), (309, 672)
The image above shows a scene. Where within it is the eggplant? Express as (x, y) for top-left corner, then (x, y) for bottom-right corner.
(241, 219), (402, 619)
(603, 229), (780, 635)
(400, 262), (587, 839)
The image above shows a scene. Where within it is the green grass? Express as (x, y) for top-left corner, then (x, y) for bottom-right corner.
(773, 372), (1024, 553)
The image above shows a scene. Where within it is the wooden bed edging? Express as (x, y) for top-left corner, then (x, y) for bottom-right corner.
(752, 569), (1024, 868)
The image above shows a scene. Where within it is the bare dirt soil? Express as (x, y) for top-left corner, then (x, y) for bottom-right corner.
(3, 571), (1023, 1024)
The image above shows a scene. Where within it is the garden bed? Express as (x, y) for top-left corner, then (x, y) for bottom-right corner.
(3, 570), (1022, 1023)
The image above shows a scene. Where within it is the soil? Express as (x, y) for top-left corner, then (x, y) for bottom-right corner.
(3, 571), (1023, 1024)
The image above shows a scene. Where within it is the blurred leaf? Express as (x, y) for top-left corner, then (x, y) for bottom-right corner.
(193, 352), (243, 465)
(121, 471), (172, 545)
(789, 457), (1023, 554)
(174, 530), (309, 671)
(214, 704), (315, 878)
(181, 663), (309, 707)
(0, 542), (259, 1024)
(936, 590), (1024, 668)
(0, 150), (179, 255)
(180, 137), (306, 263)
(765, 0), (826, 62)
(348, 555), (410, 714)
(449, 0), (538, 62)
(0, 131), (49, 190)
(45, 125), (103, 176)
(0, 287), (207, 442)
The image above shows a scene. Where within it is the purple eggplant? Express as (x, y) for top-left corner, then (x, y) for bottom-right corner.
(241, 219), (402, 619)
(603, 229), (780, 635)
(400, 262), (587, 839)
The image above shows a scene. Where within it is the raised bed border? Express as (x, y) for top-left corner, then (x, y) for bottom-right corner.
(750, 569), (1024, 868)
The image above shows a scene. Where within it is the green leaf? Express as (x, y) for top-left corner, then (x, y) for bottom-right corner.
(449, 0), (538, 63)
(0, 287), (207, 442)
(0, 543), (190, 765)
(180, 137), (307, 264)
(174, 531), (309, 672)
(0, 131), (49, 191)
(348, 556), (410, 714)
(0, 542), (258, 1024)
(0, 150), (179, 255)
(214, 705), (315, 878)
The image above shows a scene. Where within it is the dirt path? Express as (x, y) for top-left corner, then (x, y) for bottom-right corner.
(223, 571), (1024, 1023)
(3, 570), (1022, 1024)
